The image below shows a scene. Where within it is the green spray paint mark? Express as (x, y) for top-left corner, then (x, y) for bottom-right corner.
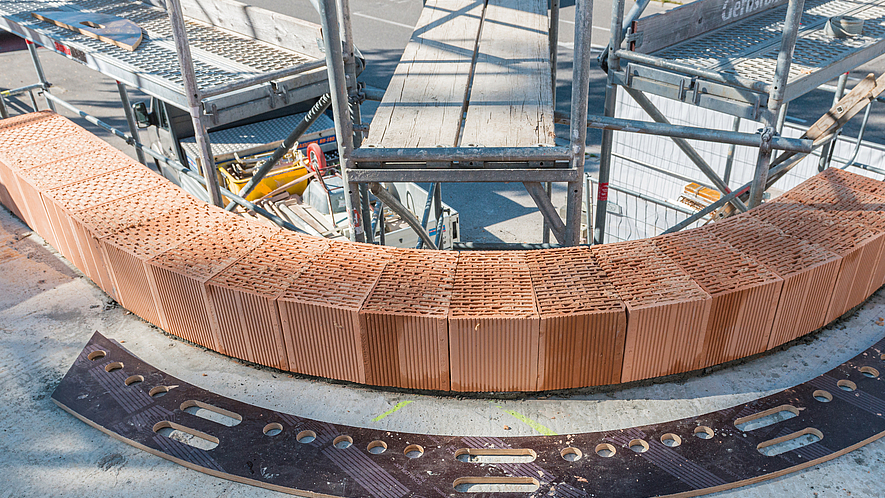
(372, 400), (414, 422)
(496, 405), (558, 436)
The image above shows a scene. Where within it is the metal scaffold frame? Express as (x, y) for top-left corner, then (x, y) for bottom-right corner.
(316, 0), (814, 248)
(591, 0), (885, 244)
(2, 0), (846, 248)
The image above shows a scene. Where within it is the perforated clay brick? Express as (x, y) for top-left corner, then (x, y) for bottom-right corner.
(705, 214), (841, 348)
(653, 229), (783, 368)
(360, 249), (458, 390)
(276, 241), (395, 383)
(591, 239), (711, 382)
(100, 203), (222, 328)
(206, 232), (332, 371)
(45, 165), (160, 212)
(526, 246), (627, 389)
(0, 112), (86, 156)
(17, 148), (138, 191)
(75, 183), (198, 239)
(748, 202), (880, 322)
(448, 251), (539, 392)
(147, 212), (279, 350)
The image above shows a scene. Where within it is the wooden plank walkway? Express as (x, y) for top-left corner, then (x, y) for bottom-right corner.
(364, 0), (485, 148)
(365, 0), (554, 150)
(460, 0), (555, 147)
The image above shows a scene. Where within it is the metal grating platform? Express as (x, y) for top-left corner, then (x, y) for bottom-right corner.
(626, 0), (885, 119)
(0, 0), (328, 126)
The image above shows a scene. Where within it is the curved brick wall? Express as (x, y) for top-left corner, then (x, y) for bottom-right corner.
(1, 111), (883, 392)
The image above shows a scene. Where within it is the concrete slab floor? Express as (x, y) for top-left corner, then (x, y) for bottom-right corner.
(0, 204), (883, 497)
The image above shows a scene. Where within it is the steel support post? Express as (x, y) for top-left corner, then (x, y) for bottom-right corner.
(594, 0), (625, 245)
(775, 102), (789, 134)
(723, 116), (741, 184)
(319, 0), (363, 241)
(116, 81), (147, 165)
(819, 72), (848, 171)
(165, 0), (225, 207)
(623, 88), (749, 212)
(594, 86), (616, 245)
(566, 0), (594, 246)
(542, 181), (552, 243)
(26, 41), (56, 113)
(749, 0), (805, 208)
(550, 0), (560, 104)
(27, 90), (39, 112)
(337, 0), (372, 240)
(525, 182), (566, 243)
(0, 96), (8, 119)
(417, 182), (438, 249)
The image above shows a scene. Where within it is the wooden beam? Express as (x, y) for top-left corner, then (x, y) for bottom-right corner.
(630, 0), (788, 54)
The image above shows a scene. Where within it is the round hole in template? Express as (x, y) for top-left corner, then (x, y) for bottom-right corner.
(861, 366), (880, 378)
(104, 362), (124, 373)
(880, 353), (885, 361)
(333, 435), (353, 449)
(560, 447), (582, 462)
(296, 430), (316, 444)
(595, 443), (616, 458)
(694, 426), (714, 439)
(263, 423), (283, 436)
(813, 389), (833, 402)
(87, 350), (106, 361)
(838, 379), (857, 392)
(149, 386), (170, 398)
(124, 375), (144, 386)
(629, 439), (649, 453)
(661, 433), (682, 447)
(404, 444), (424, 459)
(367, 440), (387, 454)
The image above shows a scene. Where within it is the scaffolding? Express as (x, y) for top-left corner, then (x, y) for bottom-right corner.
(2, 0), (856, 249)
(594, 0), (885, 243)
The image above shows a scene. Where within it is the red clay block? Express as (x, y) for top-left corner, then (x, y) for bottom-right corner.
(360, 248), (458, 391)
(748, 202), (880, 323)
(0, 131), (108, 173)
(100, 203), (221, 328)
(592, 239), (712, 383)
(44, 164), (160, 213)
(448, 251), (539, 392)
(147, 214), (278, 350)
(73, 183), (199, 239)
(276, 241), (395, 383)
(206, 232), (332, 371)
(0, 112), (86, 155)
(705, 214), (841, 348)
(653, 229), (784, 368)
(525, 246), (627, 389)
(773, 177), (885, 295)
(0, 157), (28, 222)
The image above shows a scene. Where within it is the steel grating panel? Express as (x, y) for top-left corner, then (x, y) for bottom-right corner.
(179, 111), (335, 158)
(0, 0), (326, 122)
(642, 0), (885, 108)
